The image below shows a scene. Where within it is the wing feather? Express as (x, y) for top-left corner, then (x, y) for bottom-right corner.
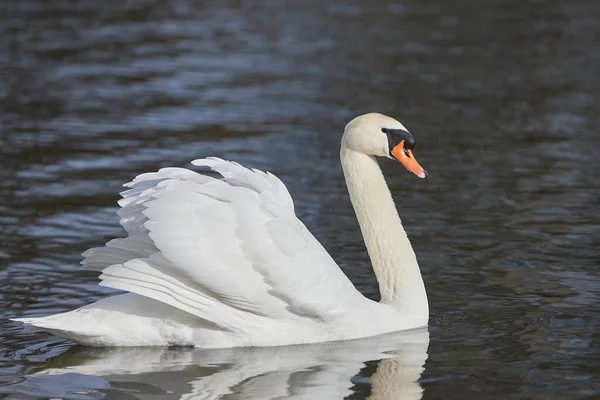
(84, 158), (364, 323)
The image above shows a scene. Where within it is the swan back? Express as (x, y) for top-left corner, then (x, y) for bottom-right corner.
(79, 158), (369, 344)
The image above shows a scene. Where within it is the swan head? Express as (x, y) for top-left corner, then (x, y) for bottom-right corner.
(342, 113), (427, 178)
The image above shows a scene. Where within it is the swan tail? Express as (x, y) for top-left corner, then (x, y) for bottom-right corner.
(11, 314), (99, 345)
(11, 293), (230, 347)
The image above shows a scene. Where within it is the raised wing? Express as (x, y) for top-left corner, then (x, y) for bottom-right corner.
(82, 158), (364, 327)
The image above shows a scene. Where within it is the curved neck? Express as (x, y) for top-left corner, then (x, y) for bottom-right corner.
(340, 147), (428, 316)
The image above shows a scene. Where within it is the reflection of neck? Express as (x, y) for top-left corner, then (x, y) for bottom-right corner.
(340, 147), (428, 317)
(368, 358), (424, 400)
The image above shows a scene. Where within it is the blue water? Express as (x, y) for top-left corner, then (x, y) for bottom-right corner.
(1, 0), (599, 398)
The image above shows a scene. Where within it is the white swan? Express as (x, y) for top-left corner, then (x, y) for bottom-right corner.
(13, 113), (429, 347)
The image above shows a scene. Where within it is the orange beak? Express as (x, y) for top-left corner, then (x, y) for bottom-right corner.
(391, 140), (428, 179)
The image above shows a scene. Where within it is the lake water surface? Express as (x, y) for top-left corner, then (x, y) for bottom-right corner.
(1, 0), (599, 399)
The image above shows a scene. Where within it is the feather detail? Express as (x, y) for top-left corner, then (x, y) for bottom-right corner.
(80, 158), (363, 326)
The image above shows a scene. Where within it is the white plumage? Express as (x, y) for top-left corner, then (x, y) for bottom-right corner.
(14, 113), (429, 347)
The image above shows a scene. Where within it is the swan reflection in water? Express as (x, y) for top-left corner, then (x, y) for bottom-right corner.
(23, 328), (428, 400)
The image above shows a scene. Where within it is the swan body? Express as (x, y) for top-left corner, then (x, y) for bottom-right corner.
(14, 113), (429, 347)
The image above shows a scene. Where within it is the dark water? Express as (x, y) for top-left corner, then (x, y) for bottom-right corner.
(1, 0), (599, 398)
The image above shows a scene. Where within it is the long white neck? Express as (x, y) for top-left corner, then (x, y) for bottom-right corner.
(340, 146), (428, 317)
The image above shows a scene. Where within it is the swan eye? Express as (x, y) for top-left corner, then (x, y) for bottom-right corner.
(381, 128), (389, 134)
